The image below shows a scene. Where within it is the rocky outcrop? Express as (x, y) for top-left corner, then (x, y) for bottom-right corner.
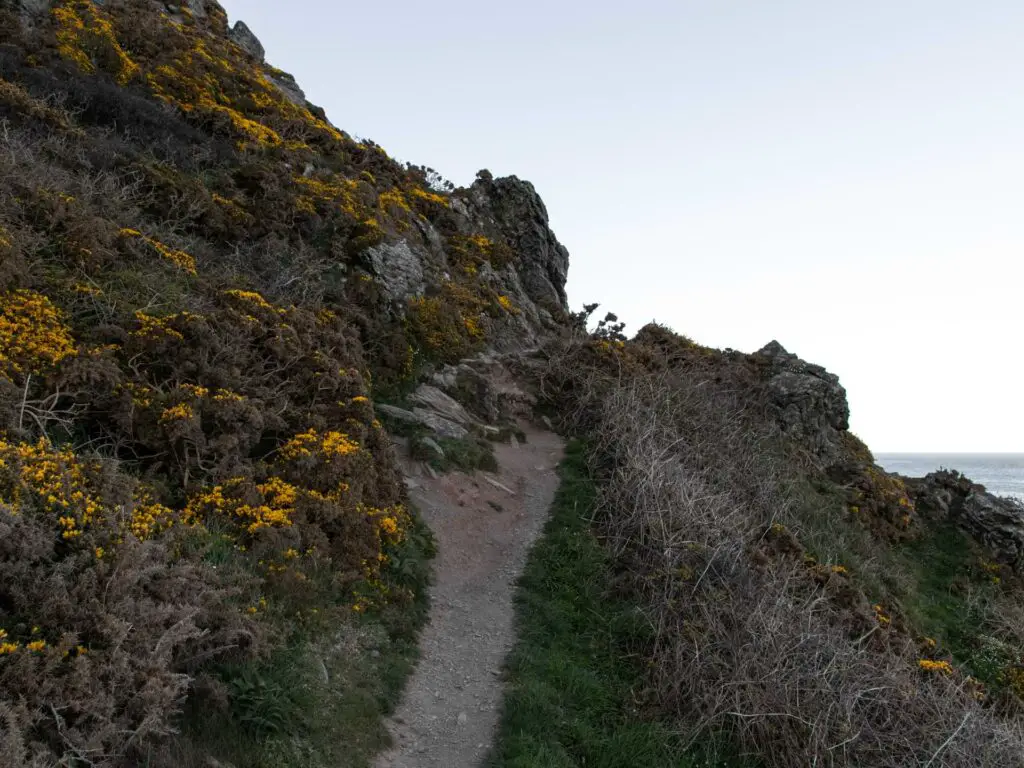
(460, 172), (570, 314)
(228, 20), (264, 61)
(906, 471), (1024, 569)
(754, 341), (850, 464)
(429, 353), (537, 424)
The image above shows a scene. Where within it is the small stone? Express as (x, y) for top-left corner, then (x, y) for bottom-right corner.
(457, 712), (468, 725)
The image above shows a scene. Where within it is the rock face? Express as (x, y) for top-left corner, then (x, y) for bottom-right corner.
(907, 471), (1024, 569)
(462, 173), (570, 314)
(358, 171), (571, 350)
(365, 241), (426, 301)
(754, 341), (850, 464)
(228, 20), (264, 61)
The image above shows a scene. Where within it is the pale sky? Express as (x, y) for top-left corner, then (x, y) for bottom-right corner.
(222, 0), (1022, 453)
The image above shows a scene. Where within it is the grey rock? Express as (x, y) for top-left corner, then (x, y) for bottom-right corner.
(430, 355), (535, 424)
(229, 20), (264, 61)
(18, 0), (52, 14)
(377, 403), (468, 440)
(418, 436), (446, 460)
(376, 403), (420, 425)
(465, 175), (570, 313)
(757, 341), (850, 464)
(959, 491), (1024, 568)
(366, 240), (426, 301)
(409, 385), (476, 425)
(267, 71), (306, 108)
(412, 408), (469, 440)
(907, 470), (1024, 569)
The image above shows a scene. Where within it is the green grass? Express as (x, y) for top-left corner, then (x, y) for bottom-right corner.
(788, 478), (1017, 692)
(489, 441), (737, 768)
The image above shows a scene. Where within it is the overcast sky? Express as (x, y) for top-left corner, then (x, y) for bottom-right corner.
(222, 0), (1022, 453)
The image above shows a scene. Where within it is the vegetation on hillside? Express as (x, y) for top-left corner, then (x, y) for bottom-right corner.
(0, 0), (536, 763)
(509, 320), (1024, 766)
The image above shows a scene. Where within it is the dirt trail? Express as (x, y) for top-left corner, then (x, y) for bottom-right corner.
(375, 424), (564, 768)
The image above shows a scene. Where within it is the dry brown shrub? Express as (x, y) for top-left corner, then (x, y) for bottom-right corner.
(0, 492), (255, 766)
(539, 336), (1024, 767)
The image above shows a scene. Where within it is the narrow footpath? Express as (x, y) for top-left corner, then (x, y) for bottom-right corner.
(375, 424), (564, 768)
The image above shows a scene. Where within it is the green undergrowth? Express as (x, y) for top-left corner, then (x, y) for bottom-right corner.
(489, 441), (743, 768)
(168, 514), (435, 768)
(789, 478), (1020, 696)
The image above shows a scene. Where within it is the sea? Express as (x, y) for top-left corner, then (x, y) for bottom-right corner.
(876, 454), (1024, 502)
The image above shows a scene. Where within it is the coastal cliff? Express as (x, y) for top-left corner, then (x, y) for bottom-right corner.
(1, 2), (1023, 767)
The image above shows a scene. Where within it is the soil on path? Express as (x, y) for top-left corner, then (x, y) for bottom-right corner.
(375, 424), (564, 768)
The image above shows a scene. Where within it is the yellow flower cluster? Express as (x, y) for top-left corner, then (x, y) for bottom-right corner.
(159, 402), (195, 424)
(120, 381), (154, 408)
(129, 496), (176, 539)
(293, 175), (365, 221)
(184, 476), (299, 534)
(53, 1), (139, 85)
(1002, 666), (1024, 698)
(0, 628), (15, 655)
(133, 310), (187, 342)
(408, 186), (449, 207)
(213, 388), (245, 403)
(119, 228), (197, 275)
(223, 288), (277, 312)
(279, 428), (360, 460)
(366, 503), (409, 547)
(72, 283), (103, 296)
(873, 603), (891, 626)
(497, 295), (519, 314)
(0, 289), (77, 378)
(0, 438), (103, 540)
(378, 187), (412, 215)
(918, 659), (954, 675)
(171, 384), (205, 399)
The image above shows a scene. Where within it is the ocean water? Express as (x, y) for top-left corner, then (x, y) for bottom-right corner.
(876, 454), (1024, 502)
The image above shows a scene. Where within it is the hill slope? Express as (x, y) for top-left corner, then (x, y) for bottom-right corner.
(0, 1), (570, 765)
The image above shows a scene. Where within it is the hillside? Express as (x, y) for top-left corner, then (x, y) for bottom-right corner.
(0, 1), (570, 765)
(3, 2), (1024, 767)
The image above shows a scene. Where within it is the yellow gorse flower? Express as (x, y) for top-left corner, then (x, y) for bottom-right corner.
(918, 659), (953, 675)
(0, 290), (77, 378)
(119, 228), (196, 275)
(280, 428), (359, 460)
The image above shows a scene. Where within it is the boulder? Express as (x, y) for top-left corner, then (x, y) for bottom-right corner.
(418, 436), (445, 460)
(375, 403), (420, 426)
(408, 385), (475, 426)
(376, 403), (470, 441)
(411, 408), (468, 440)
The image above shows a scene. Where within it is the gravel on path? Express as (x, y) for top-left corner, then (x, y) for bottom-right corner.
(374, 424), (564, 768)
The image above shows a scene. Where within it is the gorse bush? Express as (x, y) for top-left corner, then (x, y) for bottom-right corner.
(0, 2), (469, 764)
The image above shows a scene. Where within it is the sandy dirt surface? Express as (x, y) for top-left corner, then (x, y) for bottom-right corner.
(374, 424), (564, 768)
